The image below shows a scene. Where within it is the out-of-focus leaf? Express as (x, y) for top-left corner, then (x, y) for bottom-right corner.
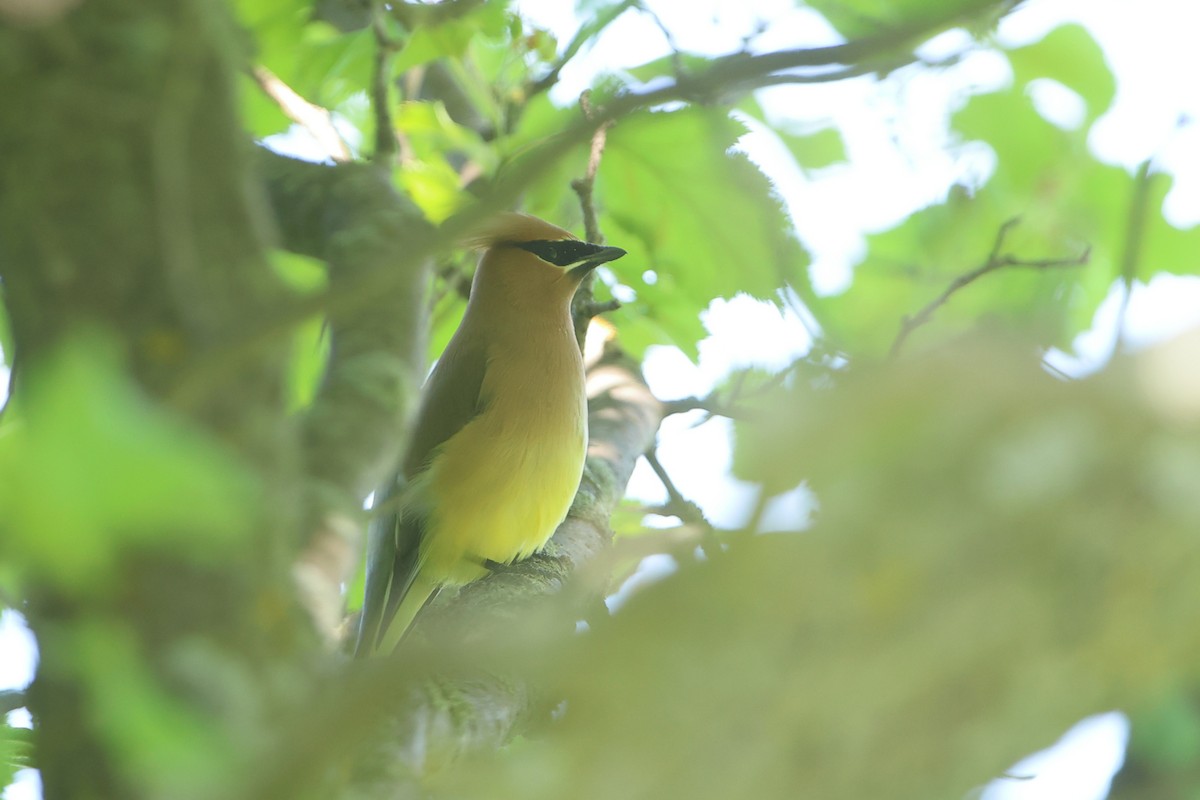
(270, 249), (328, 294)
(0, 334), (256, 593)
(822, 23), (1124, 357)
(0, 282), (12, 371)
(777, 125), (846, 171)
(50, 620), (235, 799)
(599, 108), (810, 357)
(1127, 691), (1200, 771)
(399, 159), (468, 223)
(1139, 171), (1200, 279)
(803, 0), (1003, 40)
(240, 73), (294, 140)
(0, 719), (32, 788)
(443, 338), (1200, 800)
(1008, 23), (1115, 123)
(393, 2), (510, 72)
(396, 100), (495, 171)
(625, 52), (715, 86)
(287, 316), (330, 414)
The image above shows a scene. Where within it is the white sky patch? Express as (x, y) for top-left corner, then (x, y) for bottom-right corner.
(983, 713), (1130, 800)
(1047, 275), (1200, 376)
(605, 552), (678, 612)
(0, 611), (35, 693)
(757, 483), (817, 533)
(1, 769), (41, 800)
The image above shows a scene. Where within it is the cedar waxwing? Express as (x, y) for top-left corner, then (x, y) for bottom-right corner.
(356, 213), (626, 655)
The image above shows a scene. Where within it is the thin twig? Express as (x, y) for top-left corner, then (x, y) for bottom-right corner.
(661, 395), (746, 421)
(0, 690), (27, 715)
(571, 95), (612, 244)
(643, 448), (714, 538)
(889, 217), (1091, 359)
(251, 67), (352, 162)
(525, 0), (638, 100)
(370, 3), (400, 165)
(571, 103), (618, 347)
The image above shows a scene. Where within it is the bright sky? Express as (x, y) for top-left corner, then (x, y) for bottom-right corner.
(5, 1), (1200, 797)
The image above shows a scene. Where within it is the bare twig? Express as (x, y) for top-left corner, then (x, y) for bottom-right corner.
(571, 103), (619, 347)
(661, 395), (747, 420)
(644, 448), (714, 538)
(571, 93), (612, 244)
(525, 0), (638, 100)
(0, 690), (27, 715)
(370, 3), (400, 165)
(252, 67), (352, 162)
(889, 218), (1091, 359)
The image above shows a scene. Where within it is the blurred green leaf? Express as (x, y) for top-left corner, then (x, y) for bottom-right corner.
(599, 108), (810, 356)
(803, 0), (1003, 40)
(51, 620), (235, 799)
(441, 339), (1200, 800)
(1139, 171), (1200, 279)
(0, 334), (256, 593)
(822, 23), (1127, 357)
(1008, 23), (1115, 123)
(270, 249), (328, 294)
(777, 125), (846, 171)
(1128, 691), (1200, 770)
(0, 281), (12, 372)
(393, 2), (510, 72)
(287, 316), (330, 414)
(0, 718), (32, 788)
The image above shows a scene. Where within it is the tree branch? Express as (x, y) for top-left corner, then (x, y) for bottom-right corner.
(251, 66), (352, 163)
(643, 447), (714, 538)
(571, 99), (619, 348)
(889, 217), (1091, 358)
(370, 1), (400, 165)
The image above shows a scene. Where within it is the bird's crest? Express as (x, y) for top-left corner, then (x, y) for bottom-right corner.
(464, 212), (577, 249)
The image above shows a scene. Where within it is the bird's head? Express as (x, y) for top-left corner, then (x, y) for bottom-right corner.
(467, 213), (627, 296)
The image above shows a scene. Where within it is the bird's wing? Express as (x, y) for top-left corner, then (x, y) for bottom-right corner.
(355, 333), (490, 655)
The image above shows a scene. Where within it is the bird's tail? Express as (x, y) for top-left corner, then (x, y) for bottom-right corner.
(374, 572), (438, 655)
(355, 505), (440, 656)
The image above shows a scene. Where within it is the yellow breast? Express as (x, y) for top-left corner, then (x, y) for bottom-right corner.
(420, 331), (587, 585)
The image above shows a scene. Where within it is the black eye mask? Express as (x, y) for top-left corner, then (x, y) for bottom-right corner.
(516, 239), (626, 268)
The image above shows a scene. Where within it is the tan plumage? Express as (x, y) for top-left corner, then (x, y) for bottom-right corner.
(356, 213), (626, 655)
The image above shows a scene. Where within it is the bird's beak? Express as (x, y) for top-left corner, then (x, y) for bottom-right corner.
(567, 245), (627, 282)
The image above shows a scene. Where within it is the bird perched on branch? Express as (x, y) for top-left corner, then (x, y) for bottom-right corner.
(356, 213), (626, 655)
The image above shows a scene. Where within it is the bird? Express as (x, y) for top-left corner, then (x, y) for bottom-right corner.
(355, 212), (626, 655)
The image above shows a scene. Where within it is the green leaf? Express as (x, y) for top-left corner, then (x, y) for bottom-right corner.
(0, 280), (12, 372)
(625, 52), (715, 86)
(0, 718), (32, 788)
(52, 620), (235, 798)
(269, 249), (328, 294)
(598, 108), (810, 355)
(1008, 23), (1115, 123)
(0, 334), (257, 593)
(821, 24), (1126, 358)
(393, 4), (509, 73)
(777, 125), (846, 171)
(803, 0), (1004, 41)
(1139, 171), (1200, 279)
(287, 316), (330, 414)
(1127, 690), (1200, 770)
